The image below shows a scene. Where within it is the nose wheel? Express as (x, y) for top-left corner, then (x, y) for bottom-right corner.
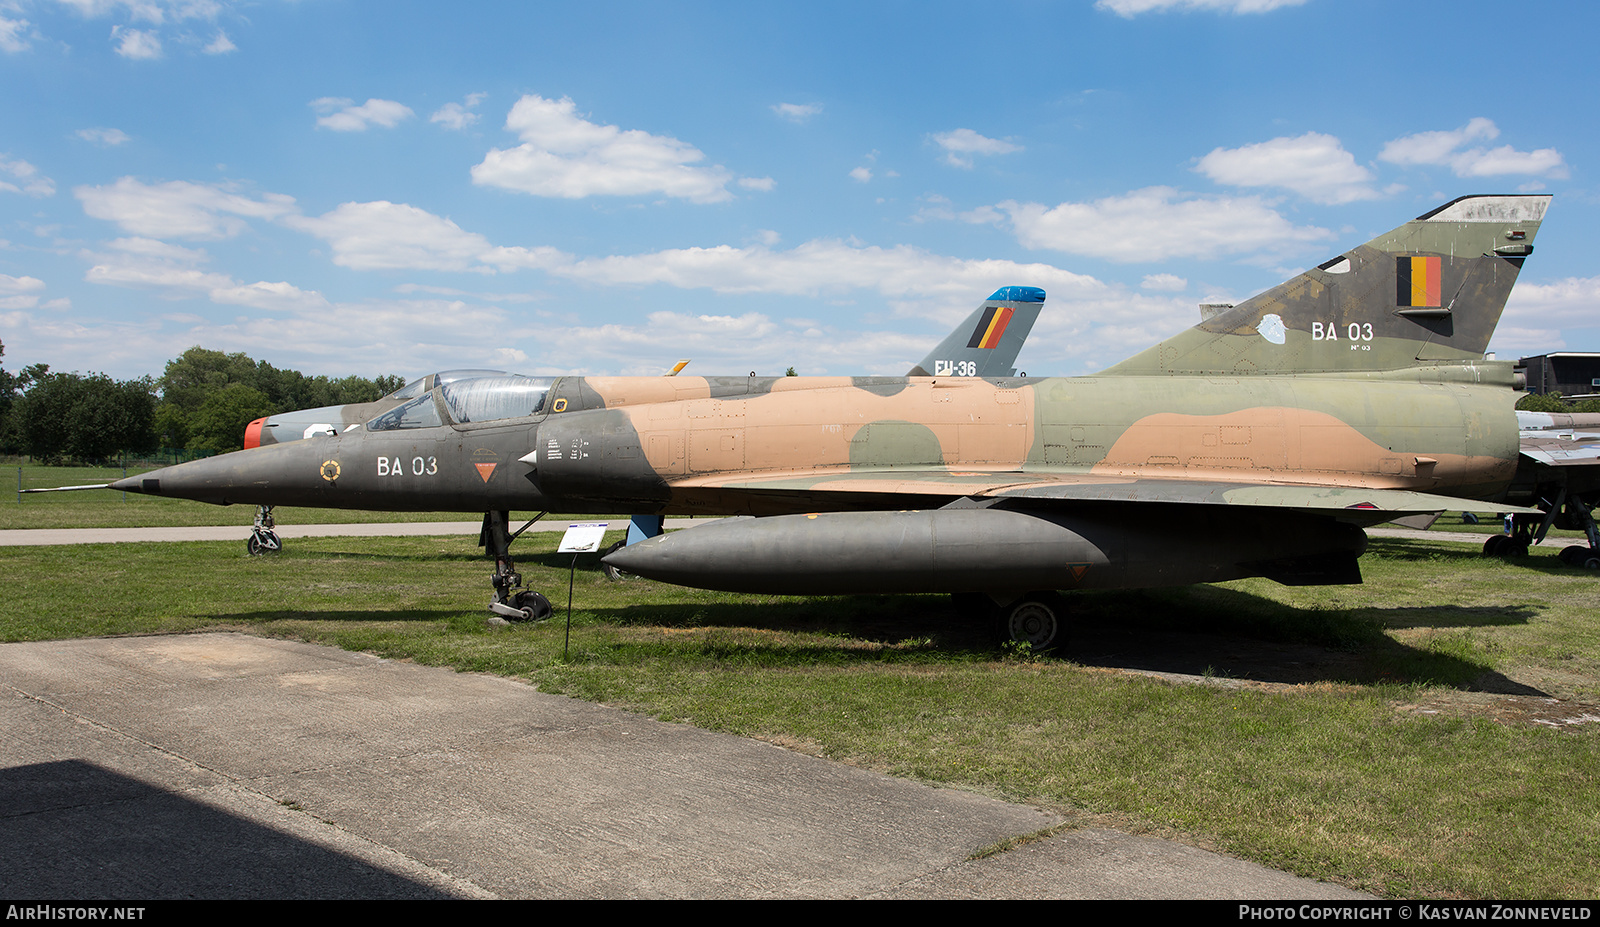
(247, 505), (281, 555)
(482, 510), (554, 623)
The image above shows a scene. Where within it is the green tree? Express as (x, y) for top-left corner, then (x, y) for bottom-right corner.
(158, 347), (266, 413)
(15, 371), (156, 462)
(1517, 391), (1574, 412)
(0, 340), (20, 453)
(188, 384), (277, 453)
(156, 346), (403, 447)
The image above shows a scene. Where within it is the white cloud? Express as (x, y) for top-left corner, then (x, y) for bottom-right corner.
(283, 200), (495, 272)
(932, 128), (1022, 169)
(998, 186), (1334, 262)
(0, 156), (55, 197)
(7, 292), (525, 383)
(203, 30), (235, 54)
(112, 26), (162, 59)
(209, 280), (332, 313)
(531, 267), (1201, 377)
(1141, 273), (1187, 291)
(498, 237), (1107, 305)
(57, 1), (223, 24)
(76, 127), (131, 146)
(470, 94), (739, 203)
(0, 16), (32, 53)
(1379, 118), (1569, 179)
(1502, 276), (1600, 327)
(83, 237), (236, 295)
(771, 102), (822, 124)
(1096, 0), (1307, 15)
(849, 166), (872, 183)
(1485, 275), (1600, 355)
(312, 97), (415, 131)
(0, 273), (45, 310)
(737, 176), (775, 192)
(1195, 132), (1381, 205)
(104, 235), (210, 262)
(431, 92), (487, 130)
(0, 273), (45, 293)
(76, 177), (297, 239)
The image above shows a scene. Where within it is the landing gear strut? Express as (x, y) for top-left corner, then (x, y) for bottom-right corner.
(246, 505), (281, 555)
(1485, 490), (1600, 568)
(481, 510), (553, 623)
(1557, 495), (1600, 569)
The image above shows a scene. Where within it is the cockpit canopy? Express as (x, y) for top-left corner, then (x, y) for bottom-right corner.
(386, 369), (512, 402)
(367, 373), (555, 431)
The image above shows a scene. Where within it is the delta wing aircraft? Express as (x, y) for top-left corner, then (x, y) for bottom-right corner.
(243, 287), (1044, 449)
(223, 287), (1044, 558)
(112, 195), (1551, 645)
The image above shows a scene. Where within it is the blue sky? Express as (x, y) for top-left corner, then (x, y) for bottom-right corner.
(1, 0), (1595, 383)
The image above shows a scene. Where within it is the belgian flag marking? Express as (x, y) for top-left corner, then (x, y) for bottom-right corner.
(1396, 256), (1442, 308)
(966, 306), (1014, 349)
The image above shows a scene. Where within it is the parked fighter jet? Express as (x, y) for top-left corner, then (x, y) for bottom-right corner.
(1487, 409), (1600, 565)
(244, 287), (1044, 450)
(112, 195), (1550, 646)
(229, 287), (1045, 556)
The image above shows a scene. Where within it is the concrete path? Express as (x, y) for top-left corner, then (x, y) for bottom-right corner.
(0, 633), (1367, 900)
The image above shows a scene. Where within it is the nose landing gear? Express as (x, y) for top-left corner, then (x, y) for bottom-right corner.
(482, 510), (554, 623)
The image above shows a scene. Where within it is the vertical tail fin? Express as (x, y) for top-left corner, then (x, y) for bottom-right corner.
(908, 285), (1045, 377)
(1101, 195), (1551, 377)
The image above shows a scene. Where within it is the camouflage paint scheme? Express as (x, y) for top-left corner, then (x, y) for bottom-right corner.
(114, 195), (1554, 637)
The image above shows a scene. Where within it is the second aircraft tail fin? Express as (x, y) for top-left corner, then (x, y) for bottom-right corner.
(907, 285), (1045, 378)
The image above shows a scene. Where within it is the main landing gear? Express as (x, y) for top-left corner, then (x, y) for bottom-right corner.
(482, 510), (554, 623)
(246, 505), (281, 555)
(957, 590), (1068, 650)
(1483, 494), (1600, 569)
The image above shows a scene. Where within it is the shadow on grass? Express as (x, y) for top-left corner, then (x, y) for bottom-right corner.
(597, 594), (997, 652)
(1367, 537), (1595, 577)
(588, 584), (1544, 693)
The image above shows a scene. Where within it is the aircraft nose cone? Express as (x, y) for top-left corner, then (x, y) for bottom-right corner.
(110, 473), (165, 495)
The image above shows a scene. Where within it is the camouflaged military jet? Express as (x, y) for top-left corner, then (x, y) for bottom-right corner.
(112, 195), (1552, 646)
(226, 286), (1045, 556)
(243, 287), (1044, 450)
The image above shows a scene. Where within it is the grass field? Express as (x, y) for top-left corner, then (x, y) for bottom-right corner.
(2, 526), (1596, 899)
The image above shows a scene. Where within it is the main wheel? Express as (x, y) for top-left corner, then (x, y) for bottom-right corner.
(510, 590), (553, 622)
(998, 593), (1065, 650)
(246, 531), (281, 555)
(1560, 545), (1600, 569)
(1483, 535), (1527, 558)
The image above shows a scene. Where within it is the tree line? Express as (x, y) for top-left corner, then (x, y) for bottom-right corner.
(0, 341), (402, 463)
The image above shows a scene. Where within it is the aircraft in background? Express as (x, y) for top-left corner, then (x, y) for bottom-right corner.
(246, 287), (1043, 449)
(232, 286), (1045, 555)
(112, 195), (1555, 646)
(1480, 410), (1600, 565)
